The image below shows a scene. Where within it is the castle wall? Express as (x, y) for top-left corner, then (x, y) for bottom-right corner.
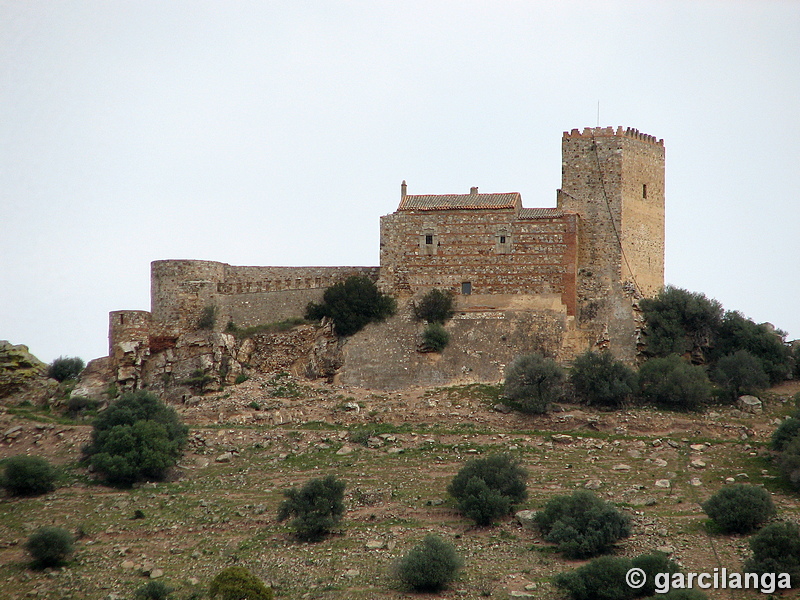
(150, 260), (379, 335)
(379, 209), (579, 315)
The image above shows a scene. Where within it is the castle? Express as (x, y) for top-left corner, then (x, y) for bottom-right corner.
(108, 126), (665, 390)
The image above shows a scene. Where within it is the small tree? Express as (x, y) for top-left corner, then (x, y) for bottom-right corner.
(630, 551), (682, 598)
(306, 275), (396, 336)
(394, 534), (463, 593)
(503, 353), (565, 414)
(554, 555), (636, 600)
(535, 490), (631, 559)
(712, 311), (791, 385)
(777, 434), (800, 489)
(639, 285), (723, 361)
(414, 288), (455, 324)
(638, 355), (712, 411)
(47, 356), (85, 382)
(26, 526), (74, 569)
(448, 454), (528, 526)
(1, 455), (58, 496)
(744, 521), (800, 585)
(277, 475), (345, 541)
(711, 349), (770, 400)
(197, 305), (217, 330)
(209, 567), (274, 600)
(83, 390), (188, 486)
(421, 323), (450, 352)
(702, 484), (775, 534)
(771, 415), (800, 451)
(570, 350), (637, 408)
(134, 581), (175, 600)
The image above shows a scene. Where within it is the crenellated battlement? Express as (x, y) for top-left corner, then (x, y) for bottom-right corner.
(563, 126), (663, 146)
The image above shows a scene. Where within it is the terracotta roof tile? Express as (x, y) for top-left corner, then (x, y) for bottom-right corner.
(399, 192), (520, 211)
(518, 208), (568, 219)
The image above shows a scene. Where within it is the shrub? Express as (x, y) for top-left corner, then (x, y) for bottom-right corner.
(47, 356), (85, 382)
(448, 454), (528, 525)
(1, 455), (57, 496)
(25, 526), (74, 568)
(712, 311), (791, 385)
(535, 490), (631, 558)
(134, 581), (175, 600)
(209, 566), (274, 600)
(644, 591), (708, 600)
(414, 288), (455, 323)
(277, 475), (345, 541)
(638, 355), (712, 411)
(503, 353), (565, 414)
(83, 390), (188, 486)
(639, 285), (723, 361)
(305, 275), (396, 336)
(702, 484), (775, 534)
(394, 534), (463, 592)
(421, 323), (450, 352)
(554, 555), (636, 600)
(711, 350), (770, 400)
(197, 305), (217, 330)
(67, 395), (98, 418)
(743, 521), (800, 584)
(771, 415), (800, 451)
(630, 552), (681, 598)
(570, 350), (637, 408)
(777, 434), (800, 489)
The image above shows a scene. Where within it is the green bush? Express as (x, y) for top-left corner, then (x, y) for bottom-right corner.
(777, 434), (800, 489)
(447, 454), (528, 525)
(638, 355), (712, 411)
(414, 288), (455, 323)
(639, 285), (723, 361)
(570, 350), (637, 408)
(25, 526), (74, 569)
(394, 534), (463, 592)
(47, 356), (85, 382)
(554, 555), (636, 600)
(630, 552), (681, 597)
(1, 455), (57, 496)
(644, 591), (708, 600)
(197, 305), (217, 330)
(83, 390), (188, 486)
(277, 475), (345, 541)
(535, 490), (631, 558)
(209, 566), (274, 600)
(134, 581), (175, 600)
(743, 521), (800, 585)
(305, 275), (396, 336)
(712, 311), (791, 385)
(702, 484), (775, 534)
(503, 353), (565, 414)
(67, 395), (99, 418)
(711, 350), (770, 400)
(421, 323), (450, 352)
(771, 415), (800, 451)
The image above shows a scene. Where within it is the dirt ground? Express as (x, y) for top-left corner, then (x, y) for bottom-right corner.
(2, 376), (800, 600)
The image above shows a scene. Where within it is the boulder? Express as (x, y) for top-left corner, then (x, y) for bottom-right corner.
(0, 341), (50, 400)
(737, 395), (763, 414)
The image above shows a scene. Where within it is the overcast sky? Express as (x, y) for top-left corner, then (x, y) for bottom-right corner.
(2, 1), (798, 365)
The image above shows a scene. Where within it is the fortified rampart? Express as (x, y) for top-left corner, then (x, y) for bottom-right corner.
(107, 126), (665, 390)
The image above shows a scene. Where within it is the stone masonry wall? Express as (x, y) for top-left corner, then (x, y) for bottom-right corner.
(379, 209), (579, 315)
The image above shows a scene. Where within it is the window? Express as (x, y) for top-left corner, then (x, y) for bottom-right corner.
(461, 281), (472, 295)
(642, 183), (647, 199)
(499, 235), (506, 244)
(425, 234), (433, 245)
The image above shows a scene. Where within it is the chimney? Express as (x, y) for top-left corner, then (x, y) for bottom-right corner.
(401, 180), (407, 199)
(470, 186), (478, 195)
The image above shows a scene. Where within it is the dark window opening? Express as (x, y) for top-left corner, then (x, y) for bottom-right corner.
(425, 234), (433, 245)
(642, 184), (647, 199)
(499, 235), (506, 244)
(461, 281), (472, 295)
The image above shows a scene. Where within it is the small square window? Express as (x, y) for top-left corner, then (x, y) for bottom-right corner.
(499, 235), (506, 244)
(461, 281), (472, 295)
(425, 234), (433, 245)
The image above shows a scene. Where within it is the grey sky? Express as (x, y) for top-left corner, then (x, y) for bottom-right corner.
(2, 1), (798, 364)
